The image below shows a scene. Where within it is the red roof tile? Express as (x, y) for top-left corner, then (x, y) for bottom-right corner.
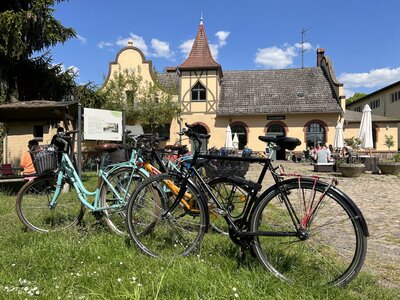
(178, 20), (221, 70)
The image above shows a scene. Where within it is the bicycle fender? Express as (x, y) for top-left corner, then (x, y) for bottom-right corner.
(187, 177), (210, 232)
(252, 178), (369, 237)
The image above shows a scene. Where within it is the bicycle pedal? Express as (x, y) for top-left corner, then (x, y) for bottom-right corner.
(212, 208), (227, 216)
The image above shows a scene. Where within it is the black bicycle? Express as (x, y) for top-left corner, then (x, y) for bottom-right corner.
(126, 124), (369, 286)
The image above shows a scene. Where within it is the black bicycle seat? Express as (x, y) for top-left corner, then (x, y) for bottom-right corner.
(258, 136), (301, 150)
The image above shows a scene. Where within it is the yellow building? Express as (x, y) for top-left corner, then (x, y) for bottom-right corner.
(105, 19), (352, 159)
(2, 19), (397, 167)
(346, 81), (400, 150)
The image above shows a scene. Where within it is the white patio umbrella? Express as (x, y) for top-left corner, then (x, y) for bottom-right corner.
(357, 104), (373, 152)
(225, 125), (233, 148)
(232, 132), (239, 149)
(333, 122), (344, 150)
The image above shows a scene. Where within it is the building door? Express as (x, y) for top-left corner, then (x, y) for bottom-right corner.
(266, 124), (286, 160)
(191, 124), (208, 152)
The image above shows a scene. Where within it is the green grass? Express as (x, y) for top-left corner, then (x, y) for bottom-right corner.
(0, 173), (399, 299)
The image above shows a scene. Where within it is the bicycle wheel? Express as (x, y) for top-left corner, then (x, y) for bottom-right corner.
(126, 173), (207, 257)
(16, 175), (85, 233)
(100, 167), (147, 235)
(207, 177), (252, 235)
(250, 178), (367, 286)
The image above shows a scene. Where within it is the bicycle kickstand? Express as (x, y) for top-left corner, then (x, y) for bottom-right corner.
(236, 246), (246, 271)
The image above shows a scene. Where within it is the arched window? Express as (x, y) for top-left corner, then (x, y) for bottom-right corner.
(266, 124), (286, 137)
(231, 123), (248, 150)
(191, 82), (206, 102)
(306, 122), (326, 147)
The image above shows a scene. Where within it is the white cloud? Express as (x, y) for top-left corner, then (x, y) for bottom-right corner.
(151, 39), (173, 59)
(215, 31), (230, 46)
(209, 31), (230, 60)
(179, 30), (230, 60)
(254, 42), (315, 69)
(97, 41), (113, 49)
(343, 88), (356, 99)
(294, 42), (313, 51)
(179, 39), (195, 57)
(67, 65), (80, 76)
(76, 34), (87, 45)
(338, 67), (400, 89)
(254, 46), (297, 69)
(116, 33), (149, 56)
(209, 44), (219, 60)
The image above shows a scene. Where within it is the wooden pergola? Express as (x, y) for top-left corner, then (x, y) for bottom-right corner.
(0, 100), (83, 175)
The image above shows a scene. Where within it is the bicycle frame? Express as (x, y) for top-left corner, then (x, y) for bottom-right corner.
(49, 151), (146, 212)
(164, 146), (337, 238)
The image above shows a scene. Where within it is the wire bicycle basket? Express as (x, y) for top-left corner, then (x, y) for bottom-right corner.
(203, 147), (252, 178)
(109, 146), (131, 164)
(30, 145), (58, 175)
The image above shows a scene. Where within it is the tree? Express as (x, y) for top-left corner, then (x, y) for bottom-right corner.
(384, 134), (394, 154)
(101, 68), (143, 124)
(101, 68), (181, 133)
(138, 80), (181, 134)
(346, 92), (367, 105)
(0, 0), (76, 102)
(73, 82), (106, 109)
(344, 136), (361, 150)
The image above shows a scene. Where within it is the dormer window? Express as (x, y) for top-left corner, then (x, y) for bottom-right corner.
(191, 82), (206, 102)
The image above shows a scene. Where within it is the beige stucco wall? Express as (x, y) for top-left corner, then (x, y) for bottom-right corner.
(347, 84), (400, 118)
(347, 83), (400, 148)
(107, 47), (154, 85)
(3, 123), (58, 165)
(170, 112), (341, 152)
(344, 122), (398, 152)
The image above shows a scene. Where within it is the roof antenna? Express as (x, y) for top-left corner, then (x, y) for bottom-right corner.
(300, 26), (312, 68)
(200, 11), (203, 24)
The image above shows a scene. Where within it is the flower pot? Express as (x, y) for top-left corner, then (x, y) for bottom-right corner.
(338, 164), (365, 177)
(377, 162), (400, 175)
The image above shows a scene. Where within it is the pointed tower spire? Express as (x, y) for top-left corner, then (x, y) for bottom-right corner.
(178, 18), (221, 72)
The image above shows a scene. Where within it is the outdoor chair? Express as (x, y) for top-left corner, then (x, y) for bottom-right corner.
(1, 164), (13, 176)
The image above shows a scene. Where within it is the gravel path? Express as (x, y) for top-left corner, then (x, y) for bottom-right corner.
(245, 161), (400, 288)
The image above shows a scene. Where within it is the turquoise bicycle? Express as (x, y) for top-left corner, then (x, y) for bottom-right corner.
(16, 130), (148, 234)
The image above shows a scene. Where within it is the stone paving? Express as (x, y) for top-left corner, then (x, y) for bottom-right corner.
(245, 161), (400, 288)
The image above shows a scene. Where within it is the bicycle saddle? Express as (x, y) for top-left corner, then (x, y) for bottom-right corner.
(258, 136), (301, 150)
(164, 144), (187, 151)
(95, 143), (124, 152)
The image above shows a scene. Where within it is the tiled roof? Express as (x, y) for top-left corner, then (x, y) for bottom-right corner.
(345, 110), (400, 123)
(178, 20), (221, 70)
(157, 72), (179, 92)
(218, 68), (342, 115)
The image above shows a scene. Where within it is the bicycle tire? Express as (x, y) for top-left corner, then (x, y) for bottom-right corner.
(250, 178), (367, 286)
(207, 177), (252, 235)
(126, 173), (207, 257)
(16, 175), (85, 233)
(100, 167), (147, 235)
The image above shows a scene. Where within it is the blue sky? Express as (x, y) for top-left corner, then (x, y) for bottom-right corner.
(49, 0), (400, 98)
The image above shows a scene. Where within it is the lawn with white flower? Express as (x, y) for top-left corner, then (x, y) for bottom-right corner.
(0, 173), (398, 299)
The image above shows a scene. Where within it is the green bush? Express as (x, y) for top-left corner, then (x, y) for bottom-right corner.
(393, 152), (400, 162)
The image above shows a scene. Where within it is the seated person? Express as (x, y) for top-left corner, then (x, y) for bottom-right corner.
(20, 139), (39, 177)
(316, 145), (330, 164)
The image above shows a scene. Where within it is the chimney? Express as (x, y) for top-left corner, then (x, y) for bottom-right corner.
(317, 48), (325, 66)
